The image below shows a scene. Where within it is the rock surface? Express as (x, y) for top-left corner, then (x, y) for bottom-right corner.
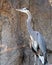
(0, 0), (52, 65)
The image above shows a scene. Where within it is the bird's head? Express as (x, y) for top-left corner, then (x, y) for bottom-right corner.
(16, 7), (31, 16)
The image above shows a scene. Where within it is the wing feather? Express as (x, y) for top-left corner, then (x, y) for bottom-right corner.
(38, 33), (47, 54)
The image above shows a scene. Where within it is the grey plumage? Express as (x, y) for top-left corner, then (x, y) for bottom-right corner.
(16, 8), (48, 65)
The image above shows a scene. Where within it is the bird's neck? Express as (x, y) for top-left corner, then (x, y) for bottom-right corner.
(26, 12), (33, 34)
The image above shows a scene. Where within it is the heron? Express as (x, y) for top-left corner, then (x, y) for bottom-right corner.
(16, 8), (48, 65)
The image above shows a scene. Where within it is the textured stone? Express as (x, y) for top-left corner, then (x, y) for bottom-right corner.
(0, 0), (52, 65)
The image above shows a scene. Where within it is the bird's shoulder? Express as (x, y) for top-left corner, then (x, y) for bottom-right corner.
(33, 31), (40, 34)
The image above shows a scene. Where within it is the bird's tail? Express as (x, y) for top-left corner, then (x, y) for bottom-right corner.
(47, 48), (52, 54)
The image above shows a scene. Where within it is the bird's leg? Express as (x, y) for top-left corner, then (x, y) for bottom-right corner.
(34, 55), (37, 65)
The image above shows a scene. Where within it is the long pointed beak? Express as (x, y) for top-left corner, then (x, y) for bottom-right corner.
(16, 9), (22, 12)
